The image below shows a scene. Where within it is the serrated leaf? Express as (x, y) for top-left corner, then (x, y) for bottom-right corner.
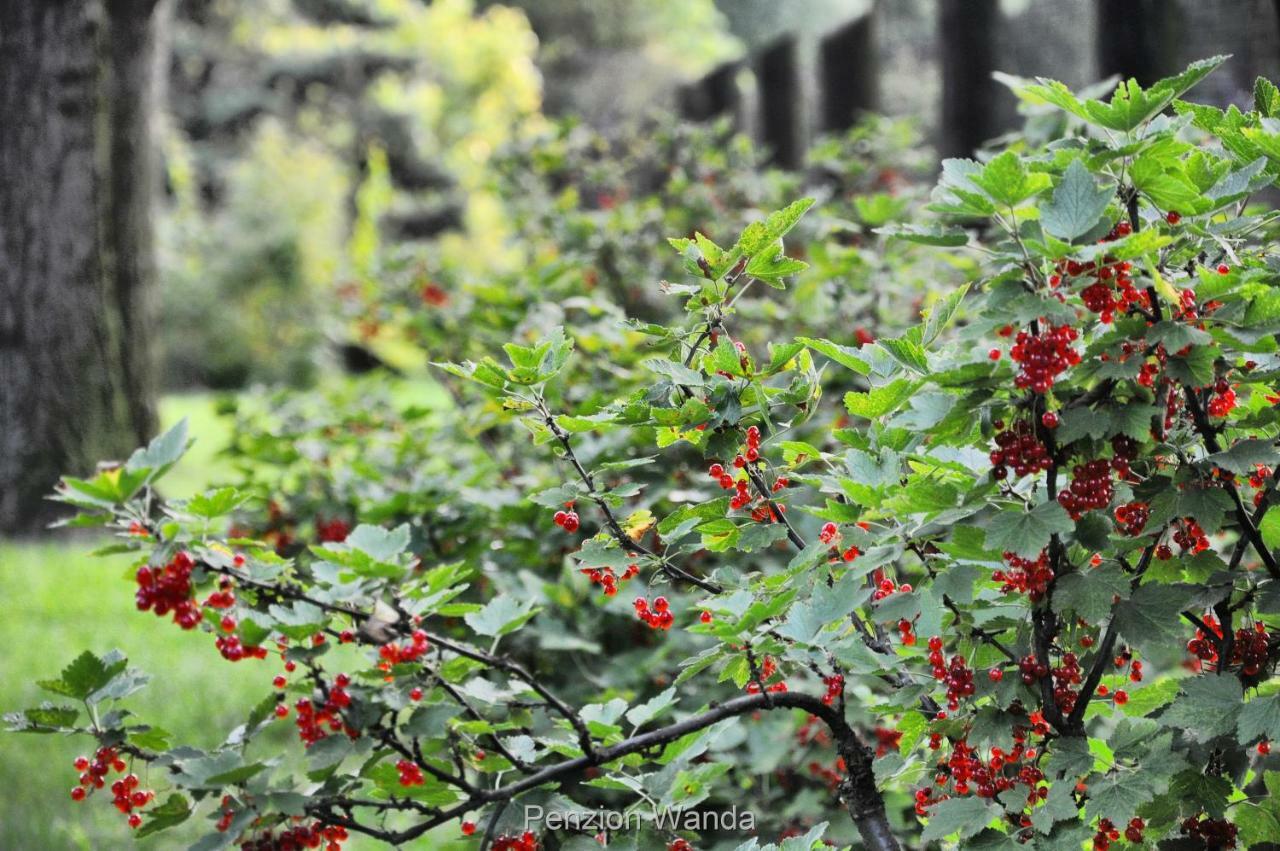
(1238, 694), (1280, 743)
(921, 796), (996, 842)
(844, 379), (921, 419)
(1085, 772), (1155, 825)
(1113, 583), (1196, 659)
(1041, 159), (1115, 240)
(346, 524), (410, 562)
(464, 595), (540, 638)
(984, 502), (1074, 560)
(874, 223), (969, 246)
(136, 793), (191, 838)
(1053, 563), (1129, 622)
(1160, 675), (1243, 741)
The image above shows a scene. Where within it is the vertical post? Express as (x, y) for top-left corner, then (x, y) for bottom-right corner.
(755, 35), (805, 170)
(820, 10), (878, 132)
(678, 60), (745, 125)
(938, 0), (999, 159)
(1095, 0), (1181, 87)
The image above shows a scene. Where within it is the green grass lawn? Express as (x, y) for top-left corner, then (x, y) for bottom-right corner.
(1, 390), (464, 850)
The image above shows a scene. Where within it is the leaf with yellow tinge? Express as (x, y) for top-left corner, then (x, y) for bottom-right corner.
(623, 509), (655, 541)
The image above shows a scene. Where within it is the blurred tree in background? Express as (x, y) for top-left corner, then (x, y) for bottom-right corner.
(0, 0), (169, 533)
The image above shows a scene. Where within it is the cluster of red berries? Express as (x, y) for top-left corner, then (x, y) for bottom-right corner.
(581, 562), (639, 597)
(818, 522), (862, 562)
(990, 420), (1052, 480)
(1113, 501), (1149, 536)
(1056, 228), (1145, 323)
(993, 550), (1054, 601)
(552, 505), (580, 533)
(316, 517), (351, 543)
(633, 596), (674, 630)
(1092, 816), (1144, 850)
(917, 733), (1046, 811)
(1207, 378), (1238, 418)
(820, 674), (844, 705)
(1192, 620), (1275, 676)
(1250, 465), (1273, 506)
(927, 637), (974, 711)
(870, 568), (911, 601)
(1179, 815), (1238, 848)
(896, 617), (917, 646)
(70, 746), (155, 831)
(215, 630), (268, 662)
(1057, 459), (1114, 519)
(744, 655), (788, 695)
(1173, 518), (1210, 553)
(1018, 654), (1049, 686)
(204, 576), (237, 609)
(807, 755), (846, 790)
(378, 630), (430, 670)
(395, 759), (425, 786)
(492, 832), (539, 851)
(1111, 434), (1139, 479)
(1010, 323), (1080, 393)
(1049, 652), (1083, 715)
(293, 678), (356, 747)
(238, 823), (348, 851)
(667, 839), (694, 851)
(1182, 614), (1223, 665)
(135, 551), (200, 629)
(873, 726), (903, 757)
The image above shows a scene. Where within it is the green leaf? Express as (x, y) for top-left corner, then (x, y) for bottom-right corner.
(984, 502), (1074, 560)
(4, 704), (80, 732)
(464, 595), (540, 638)
(126, 418), (190, 476)
(1256, 77), (1280, 117)
(1206, 438), (1280, 475)
(136, 793), (191, 838)
(346, 524), (411, 562)
(874, 223), (969, 247)
(1052, 563), (1129, 623)
(969, 151), (1051, 207)
(1238, 694), (1280, 743)
(1085, 772), (1155, 825)
(1114, 583), (1196, 659)
(844, 379), (921, 419)
(922, 285), (970, 347)
(1160, 675), (1243, 741)
(734, 198), (815, 258)
(1040, 159), (1115, 241)
(877, 336), (929, 375)
(921, 796), (997, 843)
(37, 650), (124, 701)
(797, 337), (870, 375)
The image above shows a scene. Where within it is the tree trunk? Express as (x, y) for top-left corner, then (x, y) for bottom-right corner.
(820, 10), (879, 132)
(0, 0), (165, 534)
(938, 0), (1000, 159)
(1095, 0), (1183, 88)
(755, 35), (805, 170)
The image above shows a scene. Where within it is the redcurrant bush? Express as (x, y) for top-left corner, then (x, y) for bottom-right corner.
(9, 56), (1280, 850)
